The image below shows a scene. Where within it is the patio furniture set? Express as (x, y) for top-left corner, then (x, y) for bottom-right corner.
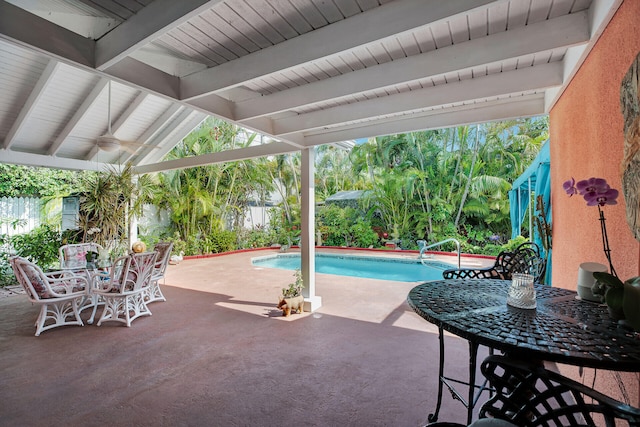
(9, 241), (173, 336)
(409, 242), (640, 426)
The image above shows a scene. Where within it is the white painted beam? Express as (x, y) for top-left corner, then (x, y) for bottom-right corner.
(124, 107), (193, 165)
(273, 62), (563, 136)
(48, 78), (109, 155)
(300, 95), (546, 146)
(0, 149), (106, 172)
(134, 112), (207, 166)
(96, 0), (224, 70)
(3, 60), (59, 149)
(105, 57), (182, 99)
(544, 0), (623, 111)
(0, 2), (94, 68)
(112, 91), (149, 134)
(185, 92), (235, 121)
(133, 141), (299, 174)
(181, 0), (504, 99)
(235, 11), (589, 121)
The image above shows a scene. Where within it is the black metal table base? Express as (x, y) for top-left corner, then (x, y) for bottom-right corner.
(428, 326), (492, 425)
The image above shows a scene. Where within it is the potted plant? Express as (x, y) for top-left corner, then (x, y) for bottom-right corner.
(277, 269), (304, 317)
(592, 272), (625, 320)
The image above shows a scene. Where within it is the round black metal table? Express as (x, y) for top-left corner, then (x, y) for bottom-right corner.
(407, 279), (640, 424)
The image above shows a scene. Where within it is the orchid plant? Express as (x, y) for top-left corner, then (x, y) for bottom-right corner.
(563, 177), (627, 313)
(563, 177), (619, 278)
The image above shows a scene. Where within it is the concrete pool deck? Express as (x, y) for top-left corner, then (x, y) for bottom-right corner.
(0, 248), (495, 426)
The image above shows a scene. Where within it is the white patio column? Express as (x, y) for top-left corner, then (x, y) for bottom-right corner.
(301, 147), (322, 312)
(128, 174), (138, 250)
(129, 215), (138, 249)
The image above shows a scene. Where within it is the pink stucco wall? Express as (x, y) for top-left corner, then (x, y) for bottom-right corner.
(549, 0), (640, 407)
(550, 0), (640, 290)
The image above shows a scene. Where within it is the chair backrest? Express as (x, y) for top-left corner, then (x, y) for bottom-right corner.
(59, 243), (104, 263)
(108, 251), (157, 294)
(9, 256), (46, 301)
(498, 242), (546, 283)
(479, 355), (640, 426)
(152, 241), (174, 277)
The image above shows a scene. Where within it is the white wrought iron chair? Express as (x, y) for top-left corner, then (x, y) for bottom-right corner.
(94, 251), (157, 327)
(145, 241), (173, 304)
(9, 256), (90, 336)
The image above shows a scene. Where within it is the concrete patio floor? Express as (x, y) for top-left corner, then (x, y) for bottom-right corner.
(0, 248), (493, 426)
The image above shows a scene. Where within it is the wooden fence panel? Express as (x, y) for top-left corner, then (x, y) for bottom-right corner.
(0, 197), (42, 237)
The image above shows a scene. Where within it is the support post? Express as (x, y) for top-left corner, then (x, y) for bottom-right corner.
(300, 147), (321, 312)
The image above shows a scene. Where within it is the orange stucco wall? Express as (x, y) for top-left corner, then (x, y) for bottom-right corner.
(550, 0), (640, 290)
(549, 0), (640, 407)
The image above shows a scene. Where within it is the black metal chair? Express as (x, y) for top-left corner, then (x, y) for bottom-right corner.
(442, 242), (546, 284)
(481, 355), (640, 426)
(429, 355), (640, 426)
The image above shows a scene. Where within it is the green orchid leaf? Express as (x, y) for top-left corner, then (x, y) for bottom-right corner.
(605, 286), (624, 309)
(593, 272), (624, 289)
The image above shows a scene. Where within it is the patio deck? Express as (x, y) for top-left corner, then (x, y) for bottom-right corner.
(0, 249), (492, 426)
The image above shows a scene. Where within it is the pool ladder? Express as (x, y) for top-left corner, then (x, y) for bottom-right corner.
(418, 238), (461, 269)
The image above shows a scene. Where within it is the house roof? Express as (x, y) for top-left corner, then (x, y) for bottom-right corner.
(0, 0), (622, 173)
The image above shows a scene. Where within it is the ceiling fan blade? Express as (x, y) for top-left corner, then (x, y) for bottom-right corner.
(119, 144), (140, 154)
(120, 140), (160, 149)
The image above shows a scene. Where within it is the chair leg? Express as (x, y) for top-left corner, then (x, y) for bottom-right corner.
(79, 294), (103, 324)
(146, 279), (166, 303)
(126, 293), (152, 326)
(97, 296), (127, 326)
(35, 304), (48, 337)
(98, 293), (151, 327)
(34, 299), (84, 336)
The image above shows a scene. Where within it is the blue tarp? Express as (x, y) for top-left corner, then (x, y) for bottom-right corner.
(509, 140), (551, 284)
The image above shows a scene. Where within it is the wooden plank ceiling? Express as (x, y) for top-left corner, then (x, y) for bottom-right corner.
(0, 0), (622, 172)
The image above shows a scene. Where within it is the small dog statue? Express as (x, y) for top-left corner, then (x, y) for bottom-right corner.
(277, 295), (304, 317)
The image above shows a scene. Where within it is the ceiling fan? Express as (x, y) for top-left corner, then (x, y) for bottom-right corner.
(96, 81), (156, 154)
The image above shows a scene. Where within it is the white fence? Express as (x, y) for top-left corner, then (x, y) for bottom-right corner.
(0, 197), (42, 237)
(0, 197), (273, 238)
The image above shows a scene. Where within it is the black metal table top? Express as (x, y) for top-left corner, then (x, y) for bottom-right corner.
(408, 279), (640, 372)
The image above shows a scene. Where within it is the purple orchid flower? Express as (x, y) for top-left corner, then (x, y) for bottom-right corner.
(584, 187), (619, 206)
(562, 178), (578, 196)
(576, 177), (610, 195)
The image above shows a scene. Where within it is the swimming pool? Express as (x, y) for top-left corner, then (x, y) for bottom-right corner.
(251, 253), (453, 282)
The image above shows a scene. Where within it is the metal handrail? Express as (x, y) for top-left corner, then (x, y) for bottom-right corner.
(419, 238), (461, 269)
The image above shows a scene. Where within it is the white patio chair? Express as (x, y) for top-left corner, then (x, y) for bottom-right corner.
(94, 251), (157, 327)
(59, 242), (105, 266)
(9, 256), (90, 336)
(59, 242), (107, 322)
(145, 241), (173, 304)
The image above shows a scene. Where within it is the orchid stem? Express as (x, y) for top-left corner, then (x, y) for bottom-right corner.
(598, 206), (617, 279)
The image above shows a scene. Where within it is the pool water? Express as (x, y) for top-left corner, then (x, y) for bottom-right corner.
(251, 253), (452, 282)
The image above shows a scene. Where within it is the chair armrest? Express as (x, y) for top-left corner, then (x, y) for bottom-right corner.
(44, 272), (90, 297)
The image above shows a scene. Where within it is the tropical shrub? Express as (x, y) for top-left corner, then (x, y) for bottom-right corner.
(237, 226), (273, 249)
(0, 234), (15, 287)
(350, 219), (379, 248)
(206, 229), (237, 253)
(10, 224), (62, 269)
(317, 204), (351, 246)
